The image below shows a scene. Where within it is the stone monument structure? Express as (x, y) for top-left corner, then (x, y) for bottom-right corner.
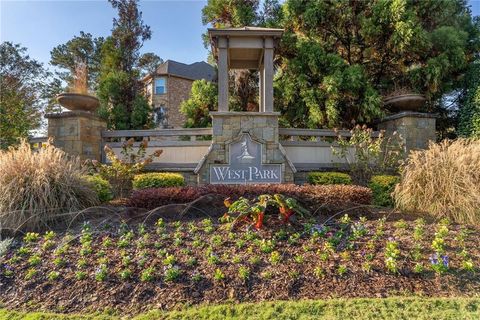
(45, 92), (106, 162)
(195, 27), (296, 184)
(379, 94), (437, 152)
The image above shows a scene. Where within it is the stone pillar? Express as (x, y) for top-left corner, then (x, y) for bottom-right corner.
(195, 112), (296, 184)
(259, 68), (264, 112)
(45, 111), (106, 162)
(378, 112), (437, 153)
(217, 37), (229, 112)
(263, 38), (274, 113)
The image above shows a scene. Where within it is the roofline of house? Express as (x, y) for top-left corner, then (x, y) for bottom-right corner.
(141, 72), (216, 83)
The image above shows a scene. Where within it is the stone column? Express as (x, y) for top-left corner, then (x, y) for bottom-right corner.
(263, 38), (274, 113)
(217, 37), (229, 112)
(45, 111), (106, 162)
(259, 67), (264, 112)
(378, 112), (437, 153)
(195, 111), (296, 184)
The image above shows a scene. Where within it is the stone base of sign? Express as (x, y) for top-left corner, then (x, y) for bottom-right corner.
(195, 112), (296, 184)
(378, 112), (437, 153)
(45, 111), (106, 162)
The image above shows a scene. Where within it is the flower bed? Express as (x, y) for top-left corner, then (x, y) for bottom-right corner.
(126, 184), (372, 211)
(0, 215), (478, 314)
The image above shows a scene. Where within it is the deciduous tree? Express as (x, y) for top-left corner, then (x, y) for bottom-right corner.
(0, 42), (47, 148)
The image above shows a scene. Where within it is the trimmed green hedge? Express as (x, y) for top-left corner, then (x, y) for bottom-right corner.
(133, 172), (185, 189)
(369, 175), (400, 207)
(307, 172), (352, 185)
(83, 175), (113, 202)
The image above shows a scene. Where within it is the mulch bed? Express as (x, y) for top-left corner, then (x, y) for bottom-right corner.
(0, 207), (479, 315)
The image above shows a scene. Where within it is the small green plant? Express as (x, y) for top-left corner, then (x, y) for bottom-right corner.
(207, 253), (221, 265)
(25, 268), (37, 280)
(413, 218), (426, 241)
(249, 255), (261, 265)
(337, 264), (348, 276)
(164, 266), (181, 282)
(42, 240), (55, 251)
(413, 263), (424, 273)
(210, 235), (223, 247)
(187, 257), (198, 267)
(163, 254), (176, 266)
(384, 239), (400, 274)
(238, 266), (250, 281)
(269, 251), (281, 265)
(314, 266), (325, 278)
(213, 268), (225, 281)
(77, 258), (88, 269)
(75, 271), (87, 280)
(140, 267), (156, 282)
(53, 257), (66, 268)
(362, 262), (373, 273)
(294, 254), (304, 264)
(119, 268), (133, 280)
(191, 272), (202, 282)
(23, 232), (40, 243)
(47, 271), (60, 281)
(394, 219), (408, 230)
(43, 231), (56, 241)
(95, 265), (108, 282)
(258, 239), (275, 253)
(28, 254), (41, 267)
(17, 246), (31, 256)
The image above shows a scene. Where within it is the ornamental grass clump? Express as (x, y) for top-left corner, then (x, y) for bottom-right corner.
(0, 140), (98, 233)
(393, 139), (480, 224)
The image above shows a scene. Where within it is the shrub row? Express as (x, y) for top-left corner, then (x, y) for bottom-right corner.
(307, 172), (352, 185)
(127, 184), (372, 211)
(133, 172), (185, 189)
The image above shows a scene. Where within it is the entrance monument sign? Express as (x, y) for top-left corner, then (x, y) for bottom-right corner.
(210, 133), (282, 184)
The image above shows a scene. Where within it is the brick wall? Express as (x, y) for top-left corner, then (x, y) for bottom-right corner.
(151, 75), (193, 128)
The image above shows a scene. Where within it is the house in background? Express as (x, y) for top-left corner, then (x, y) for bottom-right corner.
(143, 60), (216, 128)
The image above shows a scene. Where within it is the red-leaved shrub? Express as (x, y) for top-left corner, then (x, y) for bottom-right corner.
(127, 184), (372, 211)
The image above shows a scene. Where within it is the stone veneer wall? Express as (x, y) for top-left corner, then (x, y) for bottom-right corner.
(151, 75), (193, 128)
(378, 112), (437, 153)
(45, 111), (106, 162)
(195, 112), (296, 184)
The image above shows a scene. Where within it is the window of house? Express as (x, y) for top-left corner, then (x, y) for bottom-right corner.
(154, 106), (167, 128)
(155, 77), (166, 95)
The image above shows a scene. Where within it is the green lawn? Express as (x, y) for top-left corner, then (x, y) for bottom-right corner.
(1, 297), (479, 320)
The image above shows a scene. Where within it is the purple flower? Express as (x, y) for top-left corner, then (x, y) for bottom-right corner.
(441, 255), (449, 267)
(429, 253), (439, 265)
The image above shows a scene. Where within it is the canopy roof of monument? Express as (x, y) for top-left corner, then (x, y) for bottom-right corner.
(208, 26), (284, 38)
(208, 26), (284, 70)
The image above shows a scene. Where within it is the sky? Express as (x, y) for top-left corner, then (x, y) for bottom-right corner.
(0, 0), (210, 67)
(1, 0), (480, 70)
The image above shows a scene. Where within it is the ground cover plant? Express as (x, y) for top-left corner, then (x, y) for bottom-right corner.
(394, 139), (480, 224)
(0, 140), (98, 233)
(0, 210), (478, 315)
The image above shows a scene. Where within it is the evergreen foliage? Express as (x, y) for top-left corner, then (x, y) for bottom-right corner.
(180, 80), (218, 128)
